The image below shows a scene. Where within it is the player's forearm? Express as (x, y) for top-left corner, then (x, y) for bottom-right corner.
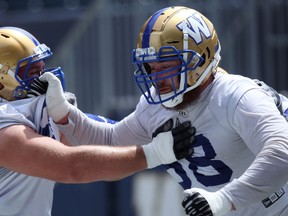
(60, 145), (146, 183)
(221, 140), (288, 210)
(1, 126), (145, 183)
(61, 124), (193, 183)
(2, 121), (193, 184)
(57, 105), (114, 146)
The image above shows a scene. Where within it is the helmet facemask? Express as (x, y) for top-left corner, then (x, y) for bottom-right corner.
(133, 45), (203, 107)
(13, 44), (65, 98)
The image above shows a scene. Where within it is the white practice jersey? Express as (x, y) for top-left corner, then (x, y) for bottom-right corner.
(60, 71), (288, 215)
(0, 96), (60, 216)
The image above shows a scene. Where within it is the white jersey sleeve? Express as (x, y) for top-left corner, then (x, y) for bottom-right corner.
(57, 96), (154, 146)
(0, 100), (36, 130)
(57, 87), (177, 147)
(221, 87), (288, 210)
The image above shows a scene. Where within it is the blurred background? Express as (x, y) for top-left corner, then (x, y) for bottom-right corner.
(1, 0), (287, 215)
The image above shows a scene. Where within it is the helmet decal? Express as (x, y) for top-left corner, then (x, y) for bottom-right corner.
(177, 13), (211, 45)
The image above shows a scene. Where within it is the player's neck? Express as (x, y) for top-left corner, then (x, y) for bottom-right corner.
(172, 75), (214, 111)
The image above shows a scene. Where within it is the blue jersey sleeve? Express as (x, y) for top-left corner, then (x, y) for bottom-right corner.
(85, 113), (118, 124)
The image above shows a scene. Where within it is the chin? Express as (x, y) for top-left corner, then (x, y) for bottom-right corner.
(170, 87), (202, 111)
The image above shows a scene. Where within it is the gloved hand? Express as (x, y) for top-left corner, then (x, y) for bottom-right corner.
(182, 188), (232, 216)
(172, 121), (195, 160)
(39, 72), (71, 122)
(142, 120), (195, 168)
(27, 78), (48, 97)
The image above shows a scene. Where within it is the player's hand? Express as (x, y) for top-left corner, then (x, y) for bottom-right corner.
(152, 119), (195, 160)
(182, 188), (232, 216)
(39, 72), (71, 122)
(172, 121), (195, 160)
(142, 120), (195, 168)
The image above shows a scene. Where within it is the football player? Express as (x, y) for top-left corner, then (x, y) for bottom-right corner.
(0, 26), (195, 216)
(42, 6), (288, 216)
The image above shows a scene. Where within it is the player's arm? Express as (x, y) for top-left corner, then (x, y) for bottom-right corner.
(37, 72), (115, 146)
(0, 124), (145, 183)
(182, 88), (288, 216)
(0, 120), (194, 183)
(57, 105), (116, 146)
(219, 89), (288, 207)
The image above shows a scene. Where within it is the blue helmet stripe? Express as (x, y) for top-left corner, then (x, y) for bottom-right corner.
(142, 7), (169, 48)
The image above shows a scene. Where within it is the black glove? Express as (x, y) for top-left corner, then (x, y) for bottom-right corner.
(172, 121), (195, 159)
(153, 119), (195, 160)
(152, 118), (174, 137)
(182, 192), (213, 216)
(27, 77), (48, 97)
(182, 188), (232, 216)
(27, 77), (78, 108)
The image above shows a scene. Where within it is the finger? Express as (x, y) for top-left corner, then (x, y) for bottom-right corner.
(183, 192), (213, 216)
(152, 118), (173, 137)
(182, 195), (192, 207)
(173, 137), (194, 157)
(172, 121), (192, 135)
(38, 72), (50, 82)
(39, 72), (59, 84)
(173, 127), (196, 159)
(27, 90), (42, 97)
(174, 135), (195, 151)
(30, 79), (48, 92)
(174, 127), (196, 144)
(174, 148), (194, 159)
(182, 193), (202, 215)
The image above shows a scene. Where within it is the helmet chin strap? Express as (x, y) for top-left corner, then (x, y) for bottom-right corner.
(162, 92), (184, 108)
(184, 42), (221, 93)
(162, 42), (222, 108)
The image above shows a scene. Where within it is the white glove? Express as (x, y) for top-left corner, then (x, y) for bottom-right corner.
(142, 131), (175, 168)
(39, 72), (71, 122)
(182, 188), (232, 216)
(142, 121), (195, 169)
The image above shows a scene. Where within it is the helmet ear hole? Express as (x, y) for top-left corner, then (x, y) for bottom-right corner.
(206, 47), (211, 59)
(1, 33), (9, 38)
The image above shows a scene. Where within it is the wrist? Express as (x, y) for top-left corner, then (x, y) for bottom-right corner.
(47, 98), (70, 122)
(56, 115), (69, 124)
(142, 143), (159, 169)
(142, 131), (176, 169)
(211, 190), (232, 216)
